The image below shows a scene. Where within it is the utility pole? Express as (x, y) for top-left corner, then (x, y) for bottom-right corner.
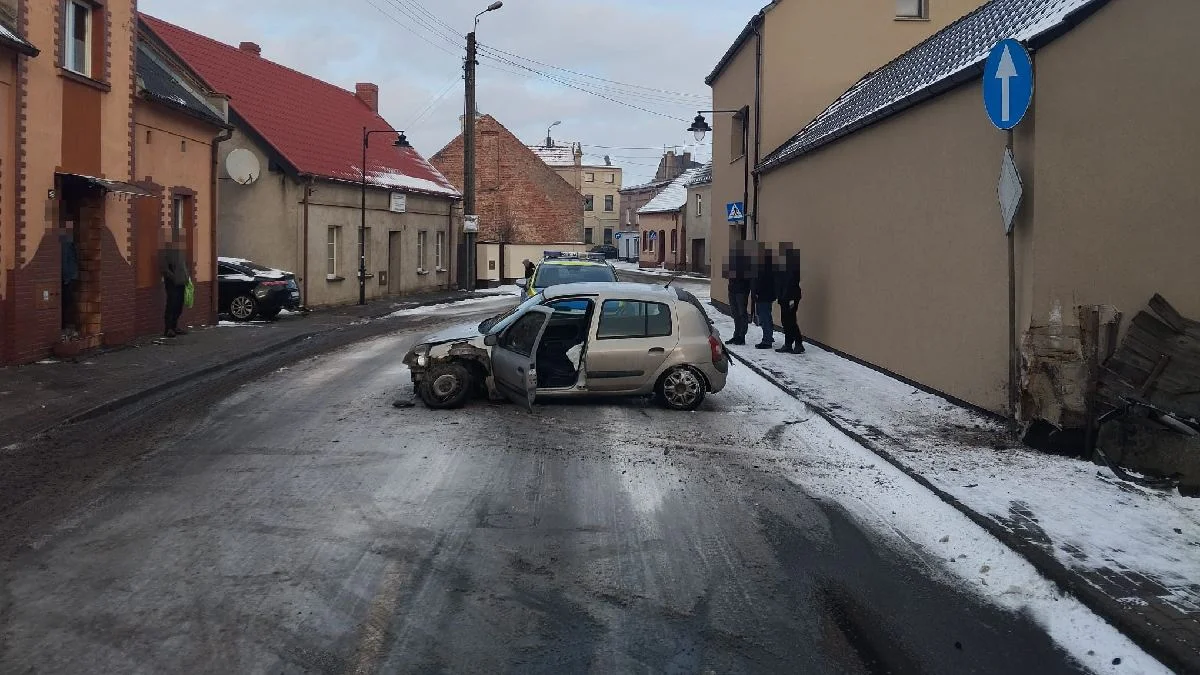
(462, 30), (478, 292)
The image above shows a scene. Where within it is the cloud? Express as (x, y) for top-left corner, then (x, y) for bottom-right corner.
(140, 0), (763, 183)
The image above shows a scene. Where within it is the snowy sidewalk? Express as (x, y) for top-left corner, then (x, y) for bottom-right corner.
(702, 295), (1200, 673)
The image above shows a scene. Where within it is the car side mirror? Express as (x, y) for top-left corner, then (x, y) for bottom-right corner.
(484, 333), (498, 347)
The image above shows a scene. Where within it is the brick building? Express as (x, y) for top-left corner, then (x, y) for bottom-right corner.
(431, 115), (583, 245)
(0, 1), (227, 365)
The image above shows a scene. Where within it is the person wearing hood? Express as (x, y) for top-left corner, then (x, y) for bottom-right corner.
(159, 235), (191, 338)
(776, 242), (805, 353)
(751, 242), (776, 349)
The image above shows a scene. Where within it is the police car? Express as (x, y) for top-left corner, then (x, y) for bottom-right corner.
(519, 251), (618, 298)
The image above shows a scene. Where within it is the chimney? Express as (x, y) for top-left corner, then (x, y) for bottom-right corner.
(356, 83), (379, 113)
(239, 42), (261, 56)
(683, 151), (692, 167)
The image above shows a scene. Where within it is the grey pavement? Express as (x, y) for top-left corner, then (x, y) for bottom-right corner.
(0, 325), (1089, 674)
(0, 288), (515, 447)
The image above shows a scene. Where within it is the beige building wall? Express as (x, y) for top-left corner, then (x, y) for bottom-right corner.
(759, 0), (986, 152)
(756, 83), (1011, 413)
(216, 127), (456, 308)
(580, 166), (622, 245)
(1024, 0), (1200, 325)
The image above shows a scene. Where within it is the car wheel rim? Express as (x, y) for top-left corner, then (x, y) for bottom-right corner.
(231, 297), (253, 319)
(664, 369), (701, 407)
(431, 373), (461, 400)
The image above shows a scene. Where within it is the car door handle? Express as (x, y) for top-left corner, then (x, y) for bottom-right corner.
(648, 347), (665, 354)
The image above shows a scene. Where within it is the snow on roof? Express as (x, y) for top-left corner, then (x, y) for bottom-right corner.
(530, 143), (577, 167)
(758, 0), (1107, 173)
(639, 167), (706, 215)
(685, 162), (713, 187)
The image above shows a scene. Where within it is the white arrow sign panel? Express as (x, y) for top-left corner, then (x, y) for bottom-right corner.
(995, 46), (1018, 123)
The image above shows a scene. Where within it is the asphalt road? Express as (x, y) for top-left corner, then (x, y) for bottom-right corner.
(0, 304), (1087, 674)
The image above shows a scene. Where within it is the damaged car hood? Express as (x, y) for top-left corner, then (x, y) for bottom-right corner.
(417, 322), (485, 348)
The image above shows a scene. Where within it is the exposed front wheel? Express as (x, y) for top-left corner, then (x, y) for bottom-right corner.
(228, 294), (257, 321)
(656, 366), (706, 411)
(418, 362), (473, 409)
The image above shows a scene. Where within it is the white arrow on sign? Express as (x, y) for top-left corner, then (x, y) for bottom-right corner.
(995, 45), (1018, 123)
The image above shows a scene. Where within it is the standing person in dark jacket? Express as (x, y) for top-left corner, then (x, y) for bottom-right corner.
(751, 242), (777, 349)
(722, 240), (751, 345)
(159, 237), (190, 338)
(776, 242), (805, 353)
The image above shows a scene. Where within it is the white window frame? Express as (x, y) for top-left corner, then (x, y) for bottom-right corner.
(64, 0), (93, 77)
(896, 0), (927, 19)
(695, 194), (703, 217)
(327, 226), (341, 278)
(435, 230), (445, 271)
(417, 230), (428, 273)
(171, 196), (186, 235)
(585, 172), (595, 182)
(605, 173), (615, 184)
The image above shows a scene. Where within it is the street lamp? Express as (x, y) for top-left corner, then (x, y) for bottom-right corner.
(360, 128), (411, 305)
(546, 120), (561, 148)
(688, 107), (751, 239)
(462, 0), (504, 292)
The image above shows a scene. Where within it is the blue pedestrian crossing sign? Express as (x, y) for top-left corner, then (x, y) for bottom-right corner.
(983, 39), (1034, 130)
(726, 202), (745, 223)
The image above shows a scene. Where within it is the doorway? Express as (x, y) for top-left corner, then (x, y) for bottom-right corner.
(58, 176), (105, 339)
(692, 238), (706, 275)
(388, 231), (403, 295)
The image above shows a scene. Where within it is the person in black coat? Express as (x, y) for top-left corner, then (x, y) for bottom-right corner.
(722, 241), (751, 345)
(776, 242), (805, 353)
(751, 243), (777, 349)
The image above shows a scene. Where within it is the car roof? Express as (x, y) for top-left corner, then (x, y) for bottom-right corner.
(538, 258), (610, 268)
(543, 282), (680, 302)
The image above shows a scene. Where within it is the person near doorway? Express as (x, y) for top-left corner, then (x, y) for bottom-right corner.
(160, 238), (190, 338)
(751, 243), (776, 349)
(776, 242), (805, 354)
(722, 240), (751, 345)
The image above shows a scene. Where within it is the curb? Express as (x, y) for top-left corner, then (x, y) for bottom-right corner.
(728, 350), (1192, 674)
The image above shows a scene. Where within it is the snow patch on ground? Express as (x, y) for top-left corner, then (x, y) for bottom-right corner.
(740, 368), (1172, 674)
(689, 280), (1200, 614)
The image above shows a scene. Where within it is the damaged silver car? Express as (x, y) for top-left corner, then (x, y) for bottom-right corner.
(402, 282), (730, 411)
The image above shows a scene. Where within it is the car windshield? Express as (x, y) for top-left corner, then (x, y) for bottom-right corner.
(481, 293), (544, 335)
(533, 264), (616, 287)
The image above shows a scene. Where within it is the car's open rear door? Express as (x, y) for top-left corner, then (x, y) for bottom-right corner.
(491, 306), (554, 412)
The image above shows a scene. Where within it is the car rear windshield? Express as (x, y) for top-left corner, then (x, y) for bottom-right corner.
(534, 264), (615, 287)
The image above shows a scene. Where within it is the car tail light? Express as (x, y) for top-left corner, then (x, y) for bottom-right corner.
(260, 280), (287, 287)
(708, 335), (723, 364)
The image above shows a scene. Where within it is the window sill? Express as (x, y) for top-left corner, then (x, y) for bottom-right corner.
(327, 275), (345, 282)
(894, 16), (930, 21)
(417, 269), (430, 276)
(59, 68), (112, 92)
(435, 267), (448, 274)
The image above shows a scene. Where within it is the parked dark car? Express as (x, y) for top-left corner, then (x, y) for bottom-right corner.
(217, 256), (302, 321)
(590, 244), (619, 259)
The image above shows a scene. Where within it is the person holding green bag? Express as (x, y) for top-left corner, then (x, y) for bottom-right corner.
(159, 236), (191, 338)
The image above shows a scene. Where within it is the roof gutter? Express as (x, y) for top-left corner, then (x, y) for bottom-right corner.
(0, 35), (38, 57)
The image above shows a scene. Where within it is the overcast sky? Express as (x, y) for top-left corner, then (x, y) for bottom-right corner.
(139, 0), (766, 185)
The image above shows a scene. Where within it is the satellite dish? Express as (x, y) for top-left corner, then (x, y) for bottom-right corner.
(225, 149), (261, 185)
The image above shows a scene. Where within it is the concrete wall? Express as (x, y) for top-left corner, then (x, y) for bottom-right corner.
(1025, 0), (1200, 325)
(214, 126), (300, 277)
(757, 83), (1010, 412)
(490, 242), (590, 282)
(745, 0), (1200, 416)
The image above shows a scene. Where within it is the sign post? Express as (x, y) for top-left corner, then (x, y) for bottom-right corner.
(984, 38), (1033, 418)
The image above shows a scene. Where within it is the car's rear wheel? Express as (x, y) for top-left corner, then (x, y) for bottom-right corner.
(229, 294), (257, 321)
(419, 362), (473, 409)
(656, 366), (706, 411)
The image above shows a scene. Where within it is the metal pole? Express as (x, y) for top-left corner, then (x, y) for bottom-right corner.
(359, 127), (367, 305)
(743, 107), (750, 241)
(464, 31), (478, 292)
(1007, 128), (1018, 417)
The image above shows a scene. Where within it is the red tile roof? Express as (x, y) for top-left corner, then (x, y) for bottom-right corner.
(141, 13), (459, 198)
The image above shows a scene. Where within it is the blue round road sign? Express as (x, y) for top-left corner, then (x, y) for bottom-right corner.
(983, 39), (1034, 130)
